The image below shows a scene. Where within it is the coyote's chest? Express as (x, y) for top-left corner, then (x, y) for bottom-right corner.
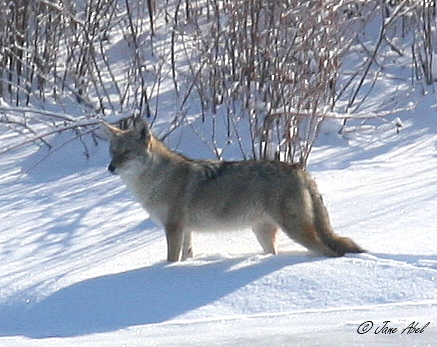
(120, 172), (172, 221)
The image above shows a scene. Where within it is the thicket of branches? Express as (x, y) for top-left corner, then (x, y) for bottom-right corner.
(186, 0), (364, 164)
(0, 0), (436, 166)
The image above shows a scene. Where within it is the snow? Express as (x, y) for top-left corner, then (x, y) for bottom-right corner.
(0, 108), (436, 346)
(1, 4), (437, 345)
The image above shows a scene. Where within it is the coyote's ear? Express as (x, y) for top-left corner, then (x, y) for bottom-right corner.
(133, 116), (151, 142)
(99, 120), (121, 141)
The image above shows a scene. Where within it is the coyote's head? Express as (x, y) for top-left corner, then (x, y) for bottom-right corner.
(100, 117), (152, 176)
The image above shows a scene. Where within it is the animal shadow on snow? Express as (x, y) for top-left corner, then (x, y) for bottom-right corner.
(0, 254), (312, 338)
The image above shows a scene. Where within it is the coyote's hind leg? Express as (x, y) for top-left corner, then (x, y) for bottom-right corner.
(252, 222), (278, 255)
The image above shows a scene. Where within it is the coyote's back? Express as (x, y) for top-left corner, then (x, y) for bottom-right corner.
(101, 118), (365, 261)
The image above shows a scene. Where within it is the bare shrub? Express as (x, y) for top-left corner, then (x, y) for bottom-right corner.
(184, 0), (370, 167)
(0, 0), (155, 155)
(0, 0), (436, 167)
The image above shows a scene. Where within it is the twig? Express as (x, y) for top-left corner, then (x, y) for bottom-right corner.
(0, 120), (100, 155)
(0, 107), (78, 122)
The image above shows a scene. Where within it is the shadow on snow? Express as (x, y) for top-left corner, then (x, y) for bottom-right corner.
(0, 254), (311, 338)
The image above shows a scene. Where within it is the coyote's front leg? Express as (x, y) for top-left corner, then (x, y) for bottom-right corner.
(181, 231), (193, 261)
(165, 222), (184, 262)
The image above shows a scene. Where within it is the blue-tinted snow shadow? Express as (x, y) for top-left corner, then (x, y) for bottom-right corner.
(0, 254), (311, 338)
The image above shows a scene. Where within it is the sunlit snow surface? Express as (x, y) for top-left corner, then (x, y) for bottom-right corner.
(0, 107), (436, 346)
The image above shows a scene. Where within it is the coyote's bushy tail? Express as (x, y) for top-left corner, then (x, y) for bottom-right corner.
(308, 178), (366, 256)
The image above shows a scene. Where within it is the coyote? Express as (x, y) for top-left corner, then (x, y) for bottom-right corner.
(101, 118), (365, 261)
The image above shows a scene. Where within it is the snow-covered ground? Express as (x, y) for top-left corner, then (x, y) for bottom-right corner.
(1, 3), (437, 343)
(0, 105), (436, 346)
